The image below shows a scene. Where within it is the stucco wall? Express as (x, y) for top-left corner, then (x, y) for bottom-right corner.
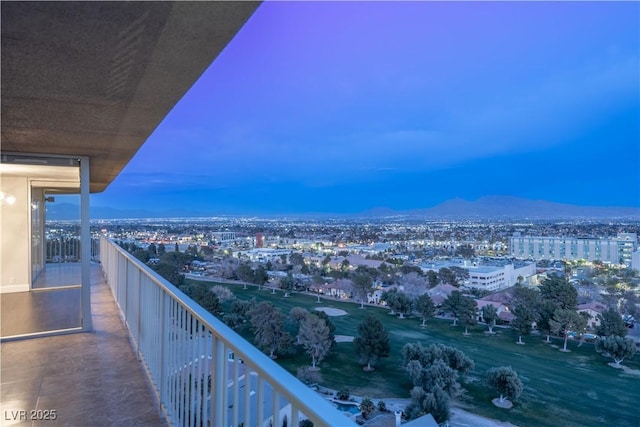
(1, 176), (30, 292)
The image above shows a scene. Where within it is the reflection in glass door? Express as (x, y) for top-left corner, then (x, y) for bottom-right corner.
(0, 155), (83, 339)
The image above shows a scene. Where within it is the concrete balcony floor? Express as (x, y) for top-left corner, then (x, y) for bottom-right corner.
(1, 263), (84, 338)
(0, 265), (166, 426)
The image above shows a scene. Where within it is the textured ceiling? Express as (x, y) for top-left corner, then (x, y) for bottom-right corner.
(1, 1), (260, 192)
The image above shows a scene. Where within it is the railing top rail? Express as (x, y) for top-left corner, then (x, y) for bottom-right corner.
(100, 235), (357, 427)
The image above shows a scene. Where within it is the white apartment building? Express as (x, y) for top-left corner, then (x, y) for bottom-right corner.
(239, 248), (290, 263)
(467, 262), (537, 292)
(509, 233), (638, 266)
(632, 250), (640, 272)
(210, 231), (236, 242)
(419, 258), (536, 292)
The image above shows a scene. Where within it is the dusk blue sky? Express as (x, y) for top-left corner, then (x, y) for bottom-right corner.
(92, 1), (640, 215)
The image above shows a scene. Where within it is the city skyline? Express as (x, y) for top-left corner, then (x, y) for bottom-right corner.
(92, 1), (640, 215)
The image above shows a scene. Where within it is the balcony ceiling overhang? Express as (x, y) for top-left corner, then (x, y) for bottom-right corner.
(1, 1), (260, 193)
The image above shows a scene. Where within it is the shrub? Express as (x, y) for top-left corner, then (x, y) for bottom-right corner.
(360, 397), (375, 419)
(336, 387), (350, 401)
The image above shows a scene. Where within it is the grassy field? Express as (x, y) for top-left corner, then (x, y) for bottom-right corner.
(190, 280), (640, 427)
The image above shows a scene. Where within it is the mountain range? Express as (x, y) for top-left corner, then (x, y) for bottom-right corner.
(45, 196), (640, 220)
(360, 196), (640, 219)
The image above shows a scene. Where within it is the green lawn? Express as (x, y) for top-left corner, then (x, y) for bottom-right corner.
(191, 280), (640, 427)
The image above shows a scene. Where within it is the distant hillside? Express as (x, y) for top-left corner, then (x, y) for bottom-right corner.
(45, 196), (640, 220)
(362, 196), (640, 220)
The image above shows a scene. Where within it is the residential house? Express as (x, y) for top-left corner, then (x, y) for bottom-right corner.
(577, 302), (608, 329)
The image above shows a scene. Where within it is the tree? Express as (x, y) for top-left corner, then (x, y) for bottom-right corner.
(253, 265), (269, 289)
(406, 343), (475, 376)
(407, 359), (459, 396)
(415, 294), (436, 326)
(458, 296), (478, 335)
(351, 273), (373, 308)
(511, 286), (539, 345)
(133, 248), (151, 263)
(236, 263), (254, 288)
(481, 304), (498, 334)
(405, 386), (450, 423)
(249, 302), (292, 358)
(539, 277), (578, 310)
(160, 251), (193, 269)
(314, 310), (337, 351)
(296, 366), (322, 385)
(596, 307), (628, 338)
(438, 267), (458, 287)
(280, 273), (295, 297)
(157, 242), (166, 256)
(398, 272), (427, 297)
(486, 366), (523, 407)
(401, 342), (474, 398)
(443, 290), (465, 326)
(186, 244), (199, 258)
(455, 244), (475, 259)
(224, 299), (253, 331)
(381, 288), (399, 314)
(153, 262), (185, 287)
(549, 309), (587, 352)
(621, 290), (640, 319)
(194, 287), (220, 314)
(298, 314), (332, 370)
(595, 335), (637, 367)
(400, 265), (424, 277)
(426, 270), (438, 288)
(210, 285), (235, 303)
(336, 388), (350, 401)
(449, 266), (470, 284)
(393, 292), (413, 319)
(511, 304), (536, 345)
(353, 315), (390, 371)
(290, 307), (309, 327)
(290, 307), (309, 343)
(537, 299), (558, 343)
(359, 397), (375, 419)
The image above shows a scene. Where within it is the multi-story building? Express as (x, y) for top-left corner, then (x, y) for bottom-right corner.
(419, 259), (536, 292)
(211, 231), (237, 243)
(509, 232), (638, 266)
(466, 262), (536, 292)
(0, 3), (355, 426)
(632, 250), (640, 272)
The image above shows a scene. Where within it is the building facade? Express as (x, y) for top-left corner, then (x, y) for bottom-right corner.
(509, 233), (638, 266)
(466, 262), (536, 292)
(632, 250), (640, 272)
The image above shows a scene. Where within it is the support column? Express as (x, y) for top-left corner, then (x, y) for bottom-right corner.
(80, 156), (93, 331)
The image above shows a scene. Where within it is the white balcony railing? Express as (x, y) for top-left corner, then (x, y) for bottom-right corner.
(100, 236), (356, 427)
